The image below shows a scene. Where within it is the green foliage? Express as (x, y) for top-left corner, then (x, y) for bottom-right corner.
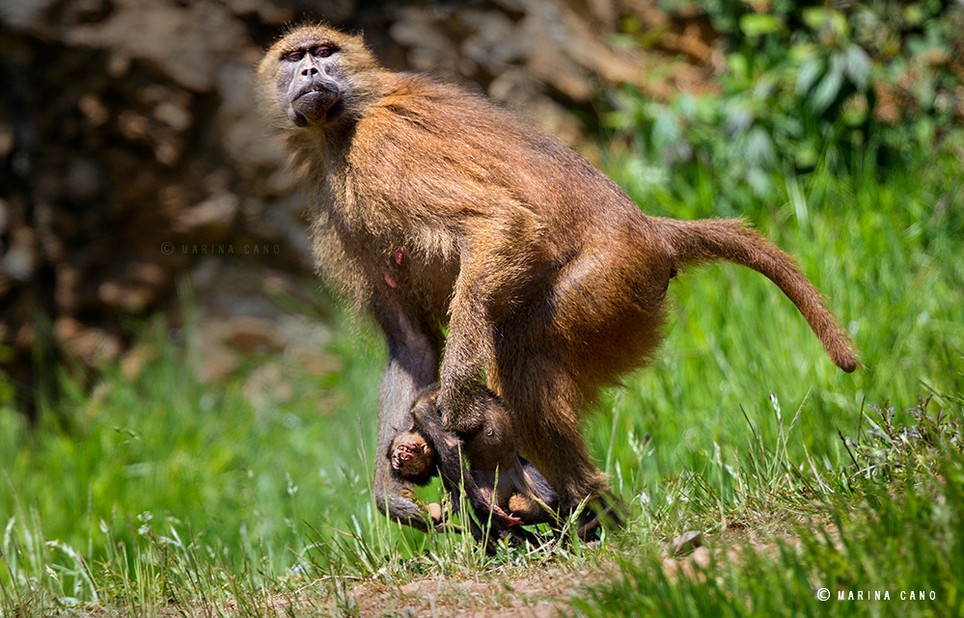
(615, 1), (963, 203)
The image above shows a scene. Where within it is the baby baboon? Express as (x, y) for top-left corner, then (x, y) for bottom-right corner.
(389, 386), (558, 529)
(257, 24), (858, 537)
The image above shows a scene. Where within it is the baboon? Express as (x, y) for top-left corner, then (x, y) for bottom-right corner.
(389, 386), (559, 529)
(256, 24), (858, 536)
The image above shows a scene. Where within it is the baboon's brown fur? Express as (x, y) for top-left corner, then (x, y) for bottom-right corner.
(257, 24), (858, 534)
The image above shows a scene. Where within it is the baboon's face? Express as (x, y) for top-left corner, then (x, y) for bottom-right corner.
(258, 25), (380, 129)
(390, 432), (435, 478)
(278, 40), (344, 127)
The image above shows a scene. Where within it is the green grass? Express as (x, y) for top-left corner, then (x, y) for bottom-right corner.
(1, 144), (962, 615)
(574, 400), (964, 618)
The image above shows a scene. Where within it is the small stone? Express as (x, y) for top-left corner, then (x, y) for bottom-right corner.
(671, 530), (703, 557)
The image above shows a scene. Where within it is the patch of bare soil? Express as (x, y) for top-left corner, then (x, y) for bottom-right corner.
(261, 523), (832, 616)
(347, 566), (595, 617)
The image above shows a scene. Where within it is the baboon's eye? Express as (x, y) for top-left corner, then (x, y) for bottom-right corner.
(281, 50), (305, 63)
(311, 44), (338, 58)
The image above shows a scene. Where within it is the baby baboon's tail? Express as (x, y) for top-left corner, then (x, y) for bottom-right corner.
(658, 217), (858, 372)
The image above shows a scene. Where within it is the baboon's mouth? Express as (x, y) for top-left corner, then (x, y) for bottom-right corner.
(293, 81), (338, 102)
(289, 81), (340, 126)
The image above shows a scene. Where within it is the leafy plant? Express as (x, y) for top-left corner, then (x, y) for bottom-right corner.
(612, 1), (963, 202)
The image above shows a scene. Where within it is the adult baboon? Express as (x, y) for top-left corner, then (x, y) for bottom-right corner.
(257, 24), (857, 536)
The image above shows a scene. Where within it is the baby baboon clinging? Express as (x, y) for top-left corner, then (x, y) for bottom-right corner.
(389, 386), (558, 529)
(256, 24), (858, 538)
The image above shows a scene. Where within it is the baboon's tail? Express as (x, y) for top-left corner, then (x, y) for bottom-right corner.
(658, 217), (858, 372)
